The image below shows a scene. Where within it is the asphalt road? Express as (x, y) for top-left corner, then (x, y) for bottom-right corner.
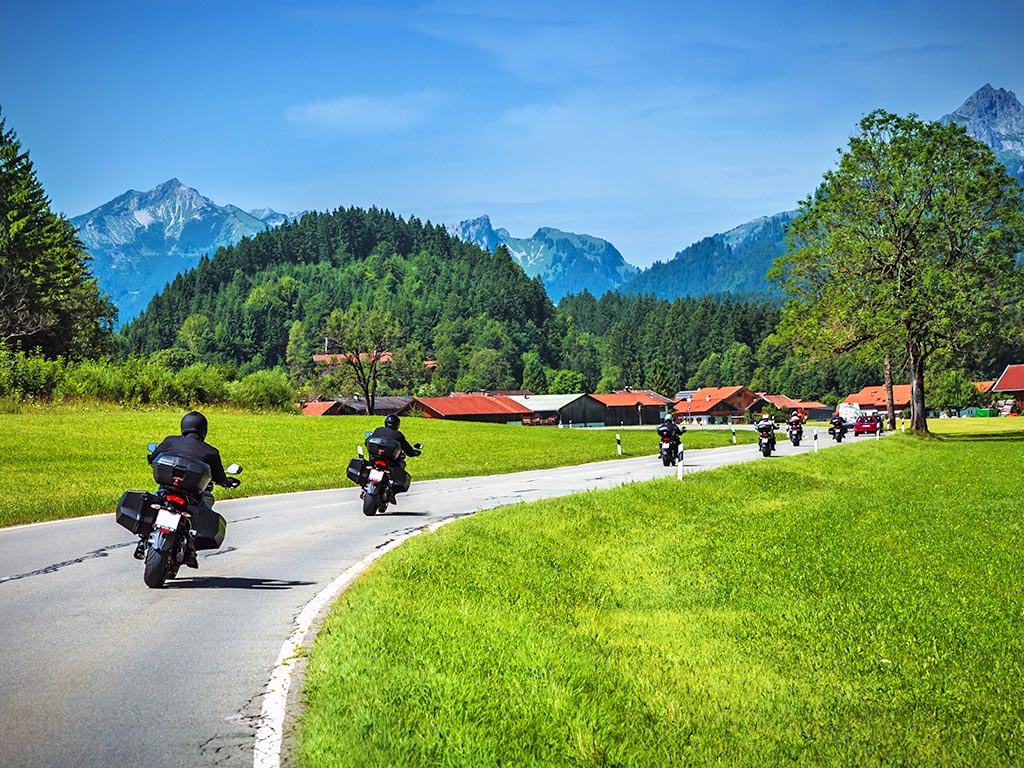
(0, 431), (844, 768)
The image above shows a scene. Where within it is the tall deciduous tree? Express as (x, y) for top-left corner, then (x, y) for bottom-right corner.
(322, 302), (399, 414)
(770, 110), (1024, 432)
(0, 107), (116, 358)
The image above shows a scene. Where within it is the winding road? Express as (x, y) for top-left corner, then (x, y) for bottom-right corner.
(0, 432), (844, 767)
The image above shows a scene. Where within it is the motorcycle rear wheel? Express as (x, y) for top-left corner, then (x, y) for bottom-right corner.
(144, 547), (170, 588)
(362, 489), (379, 516)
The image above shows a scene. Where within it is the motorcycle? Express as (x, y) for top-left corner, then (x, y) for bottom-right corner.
(347, 433), (423, 516)
(115, 446), (242, 588)
(657, 424), (684, 466)
(787, 422), (803, 446)
(659, 436), (679, 466)
(828, 421), (847, 443)
(757, 425), (776, 457)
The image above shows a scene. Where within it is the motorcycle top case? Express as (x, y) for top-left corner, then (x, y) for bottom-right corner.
(346, 457), (370, 485)
(365, 436), (402, 461)
(116, 490), (158, 535)
(188, 504), (227, 550)
(151, 453), (212, 494)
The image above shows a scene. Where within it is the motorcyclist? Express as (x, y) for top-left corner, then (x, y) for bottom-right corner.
(146, 411), (239, 567)
(787, 410), (804, 438)
(829, 412), (847, 437)
(656, 415), (684, 461)
(754, 412), (777, 450)
(367, 414), (421, 502)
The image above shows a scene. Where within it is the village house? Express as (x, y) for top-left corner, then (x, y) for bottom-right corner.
(507, 393), (607, 426)
(842, 384), (913, 414)
(590, 392), (666, 426)
(675, 386), (765, 424)
(992, 364), (1024, 414)
(413, 393), (534, 424)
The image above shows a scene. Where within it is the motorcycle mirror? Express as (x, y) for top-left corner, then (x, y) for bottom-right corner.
(413, 443), (423, 451)
(357, 446), (364, 458)
(364, 431), (373, 438)
(226, 463), (242, 474)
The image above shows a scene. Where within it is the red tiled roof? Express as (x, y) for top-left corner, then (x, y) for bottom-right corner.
(590, 393), (666, 407)
(994, 364), (1024, 393)
(313, 352), (394, 365)
(414, 395), (533, 417)
(974, 381), (995, 394)
(843, 384), (912, 408)
(613, 389), (673, 404)
(302, 401), (340, 416)
(794, 399), (831, 410)
(758, 393), (801, 410)
(675, 386), (752, 413)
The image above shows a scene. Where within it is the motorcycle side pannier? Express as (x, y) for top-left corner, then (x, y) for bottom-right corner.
(116, 490), (158, 535)
(188, 504), (227, 550)
(346, 457), (370, 485)
(151, 453), (212, 494)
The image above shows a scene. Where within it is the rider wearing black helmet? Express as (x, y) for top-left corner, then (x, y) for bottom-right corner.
(147, 411), (239, 566)
(368, 413), (421, 501)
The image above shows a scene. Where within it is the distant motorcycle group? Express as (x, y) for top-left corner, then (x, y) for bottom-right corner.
(115, 411), (422, 588)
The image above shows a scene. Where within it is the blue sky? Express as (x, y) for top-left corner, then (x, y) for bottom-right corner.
(4, 0), (1023, 267)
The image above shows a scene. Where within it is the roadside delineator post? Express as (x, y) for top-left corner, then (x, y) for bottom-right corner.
(677, 443), (684, 480)
(731, 426), (736, 444)
(813, 429), (818, 453)
(616, 433), (622, 456)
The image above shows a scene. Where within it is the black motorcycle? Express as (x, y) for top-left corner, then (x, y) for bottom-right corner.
(116, 446), (241, 588)
(828, 420), (847, 443)
(757, 425), (776, 457)
(787, 422), (803, 446)
(657, 424), (685, 466)
(347, 433), (423, 516)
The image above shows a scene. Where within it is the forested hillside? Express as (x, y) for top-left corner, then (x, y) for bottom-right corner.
(119, 208), (557, 393)
(116, 205), (887, 404)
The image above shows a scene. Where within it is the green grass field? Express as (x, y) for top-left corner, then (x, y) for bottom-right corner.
(0, 405), (750, 528)
(297, 419), (1024, 767)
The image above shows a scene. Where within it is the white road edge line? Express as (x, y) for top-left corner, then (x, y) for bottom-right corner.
(252, 515), (457, 768)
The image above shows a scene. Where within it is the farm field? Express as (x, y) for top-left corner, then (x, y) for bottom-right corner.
(298, 419), (1024, 767)
(0, 405), (751, 528)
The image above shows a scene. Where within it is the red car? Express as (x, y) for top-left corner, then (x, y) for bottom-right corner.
(853, 414), (883, 436)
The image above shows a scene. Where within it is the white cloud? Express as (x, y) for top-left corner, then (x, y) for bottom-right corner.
(285, 91), (446, 134)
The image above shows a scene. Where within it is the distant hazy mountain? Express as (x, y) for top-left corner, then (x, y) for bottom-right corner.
(624, 84), (1024, 300)
(622, 211), (797, 299)
(447, 215), (638, 301)
(940, 83), (1024, 184)
(72, 179), (305, 326)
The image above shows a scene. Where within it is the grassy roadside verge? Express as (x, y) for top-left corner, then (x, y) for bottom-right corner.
(0, 405), (751, 527)
(297, 421), (1024, 767)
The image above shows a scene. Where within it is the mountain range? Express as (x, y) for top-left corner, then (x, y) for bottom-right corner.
(445, 216), (637, 300)
(76, 84), (1024, 324)
(72, 179), (305, 325)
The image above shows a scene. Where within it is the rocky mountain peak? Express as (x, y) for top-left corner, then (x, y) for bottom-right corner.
(941, 83), (1024, 152)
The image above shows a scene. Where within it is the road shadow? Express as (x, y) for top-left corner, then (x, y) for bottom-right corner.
(382, 510), (430, 517)
(166, 576), (316, 590)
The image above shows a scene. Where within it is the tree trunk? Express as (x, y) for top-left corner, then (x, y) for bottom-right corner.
(907, 342), (928, 433)
(883, 354), (896, 430)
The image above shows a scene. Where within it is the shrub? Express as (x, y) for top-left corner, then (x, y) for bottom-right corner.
(227, 368), (296, 411)
(176, 363), (229, 404)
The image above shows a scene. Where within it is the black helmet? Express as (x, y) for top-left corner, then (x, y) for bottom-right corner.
(384, 414), (400, 430)
(181, 411), (208, 440)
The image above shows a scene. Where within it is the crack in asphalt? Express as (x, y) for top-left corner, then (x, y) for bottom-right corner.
(0, 540), (136, 586)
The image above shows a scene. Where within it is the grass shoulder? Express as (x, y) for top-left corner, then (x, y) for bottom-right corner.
(298, 420), (1024, 767)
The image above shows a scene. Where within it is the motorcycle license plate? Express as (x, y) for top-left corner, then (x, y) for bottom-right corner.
(154, 507), (182, 531)
(368, 468), (385, 482)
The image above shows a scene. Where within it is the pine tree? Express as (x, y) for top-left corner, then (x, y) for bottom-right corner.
(0, 107), (115, 358)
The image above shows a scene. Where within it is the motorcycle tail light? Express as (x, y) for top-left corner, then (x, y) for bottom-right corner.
(166, 493), (187, 507)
